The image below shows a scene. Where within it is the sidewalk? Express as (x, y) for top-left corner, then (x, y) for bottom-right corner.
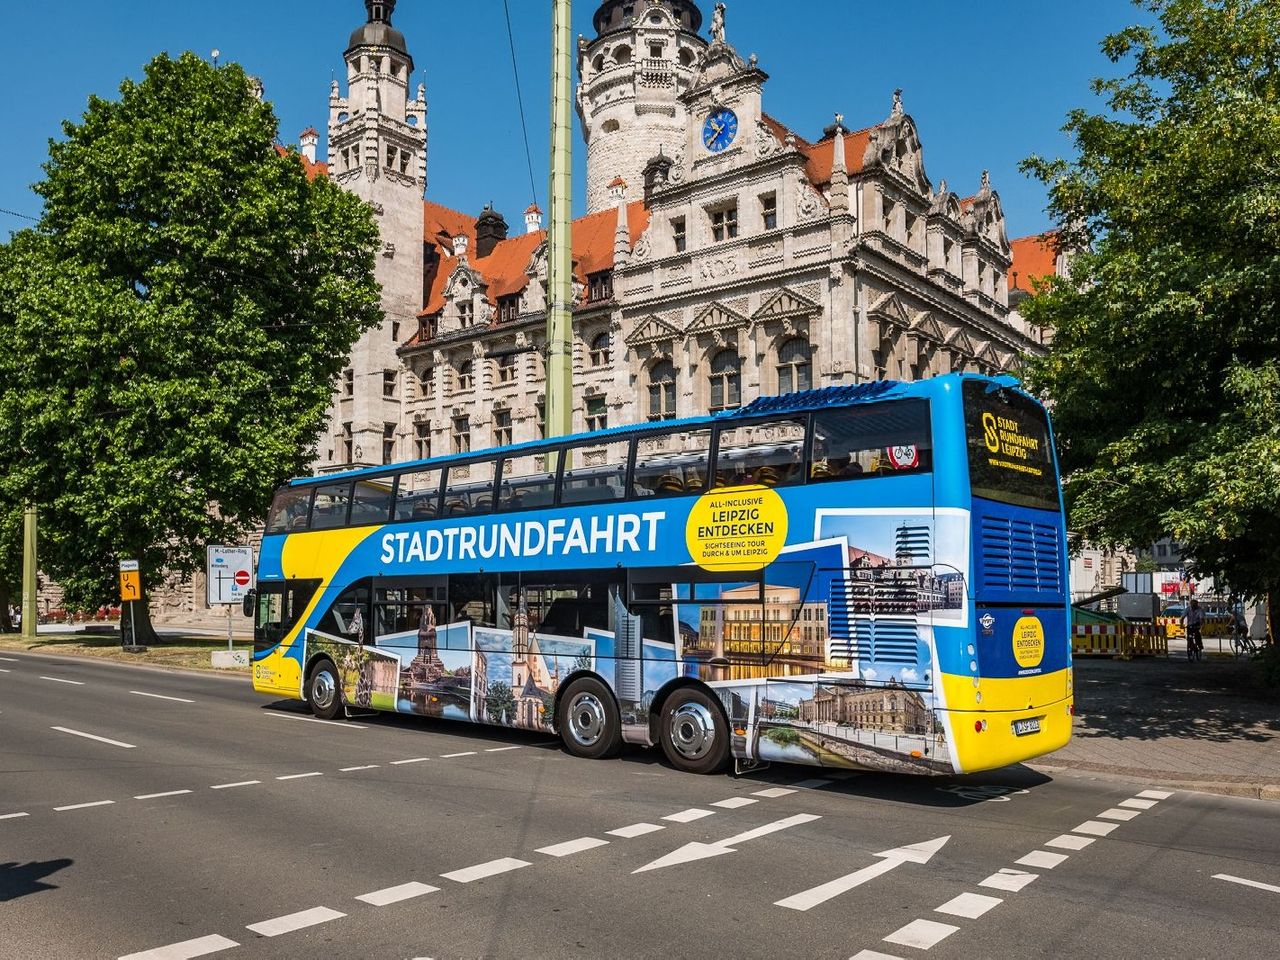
(1032, 656), (1280, 800)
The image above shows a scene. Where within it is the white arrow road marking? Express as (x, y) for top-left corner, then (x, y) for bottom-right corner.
(774, 835), (951, 911)
(1213, 873), (1280, 895)
(51, 726), (136, 749)
(633, 813), (821, 874)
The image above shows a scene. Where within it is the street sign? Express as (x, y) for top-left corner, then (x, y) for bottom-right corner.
(206, 546), (254, 606)
(118, 559), (141, 602)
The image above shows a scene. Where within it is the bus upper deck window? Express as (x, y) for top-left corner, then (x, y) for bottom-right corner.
(632, 429), (711, 498)
(393, 468), (443, 521)
(497, 453), (558, 511)
(714, 418), (807, 490)
(350, 478), (394, 526)
(809, 400), (931, 482)
(311, 482), (353, 529)
(560, 439), (629, 505)
(266, 487), (313, 533)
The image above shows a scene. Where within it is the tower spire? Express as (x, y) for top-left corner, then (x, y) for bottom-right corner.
(366, 0), (395, 23)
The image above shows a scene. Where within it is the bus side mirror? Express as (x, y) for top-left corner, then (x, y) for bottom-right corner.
(242, 590), (256, 618)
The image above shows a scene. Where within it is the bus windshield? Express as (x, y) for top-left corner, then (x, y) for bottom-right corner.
(962, 379), (1060, 512)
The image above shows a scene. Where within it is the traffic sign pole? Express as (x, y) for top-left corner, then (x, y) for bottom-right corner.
(119, 560), (146, 653)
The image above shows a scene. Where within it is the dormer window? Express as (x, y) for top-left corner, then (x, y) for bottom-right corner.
(418, 317), (437, 342)
(650, 44), (663, 59)
(498, 294), (520, 322)
(587, 270), (614, 303)
(458, 301), (474, 326)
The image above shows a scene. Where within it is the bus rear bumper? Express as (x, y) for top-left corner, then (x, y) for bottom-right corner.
(944, 696), (1074, 774)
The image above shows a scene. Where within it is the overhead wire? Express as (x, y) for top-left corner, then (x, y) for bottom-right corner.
(503, 0), (540, 210)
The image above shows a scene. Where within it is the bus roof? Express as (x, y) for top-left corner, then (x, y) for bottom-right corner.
(289, 372), (1026, 488)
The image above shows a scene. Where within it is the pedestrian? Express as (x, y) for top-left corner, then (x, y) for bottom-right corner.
(1186, 598), (1204, 661)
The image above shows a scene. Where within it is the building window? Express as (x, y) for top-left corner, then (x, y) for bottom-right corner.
(458, 300), (474, 326)
(761, 193), (777, 231)
(414, 421), (431, 460)
(382, 369), (397, 398)
(647, 359), (677, 421)
(418, 317), (436, 342)
(498, 294), (520, 322)
(649, 43), (663, 58)
(391, 320), (401, 342)
(493, 409), (512, 447)
(711, 206), (739, 242)
(587, 270), (613, 302)
(589, 331), (612, 367)
(777, 338), (812, 394)
(536, 400), (547, 439)
(586, 396), (607, 432)
(382, 422), (397, 464)
(672, 216), (687, 253)
(452, 415), (471, 454)
(456, 359), (474, 392)
(905, 212), (919, 248)
(883, 196), (896, 235)
(341, 422), (353, 463)
(496, 353), (517, 384)
(708, 349), (741, 412)
(342, 368), (354, 398)
(420, 366), (435, 399)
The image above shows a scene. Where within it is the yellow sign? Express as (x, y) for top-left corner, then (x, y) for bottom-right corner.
(1013, 615), (1046, 669)
(981, 411), (1043, 478)
(685, 486), (788, 572)
(118, 560), (140, 602)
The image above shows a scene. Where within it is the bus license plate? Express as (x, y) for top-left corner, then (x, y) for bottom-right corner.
(1013, 717), (1041, 736)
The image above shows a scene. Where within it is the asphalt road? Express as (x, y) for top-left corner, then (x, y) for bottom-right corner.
(2, 651), (1278, 960)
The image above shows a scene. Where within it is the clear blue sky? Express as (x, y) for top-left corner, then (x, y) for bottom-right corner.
(0, 1), (1142, 239)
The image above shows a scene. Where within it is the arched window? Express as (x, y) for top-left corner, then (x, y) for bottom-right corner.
(614, 45), (632, 66)
(593, 54), (605, 73)
(647, 359), (677, 421)
(678, 47), (695, 68)
(776, 339), (812, 394)
(456, 359), (473, 392)
(589, 331), (612, 367)
(708, 349), (741, 412)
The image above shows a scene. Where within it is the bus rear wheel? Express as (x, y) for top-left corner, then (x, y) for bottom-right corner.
(557, 677), (622, 760)
(307, 659), (343, 721)
(659, 688), (729, 775)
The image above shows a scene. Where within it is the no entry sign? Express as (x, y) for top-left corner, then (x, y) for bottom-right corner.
(207, 545), (255, 606)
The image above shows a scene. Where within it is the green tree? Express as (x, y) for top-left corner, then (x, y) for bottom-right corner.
(0, 53), (381, 641)
(486, 681), (515, 724)
(1022, 0), (1280, 630)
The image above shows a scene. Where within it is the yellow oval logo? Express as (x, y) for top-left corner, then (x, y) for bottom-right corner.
(685, 486), (788, 572)
(1013, 616), (1045, 669)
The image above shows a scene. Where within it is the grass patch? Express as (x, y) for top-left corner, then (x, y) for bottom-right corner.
(0, 631), (252, 674)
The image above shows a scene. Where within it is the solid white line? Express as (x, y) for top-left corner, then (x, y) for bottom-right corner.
(606, 822), (664, 839)
(1016, 850), (1068, 870)
(134, 790), (193, 800)
(130, 690), (195, 704)
(663, 808), (715, 823)
(0, 812), (30, 820)
(752, 787), (795, 798)
(440, 857), (531, 883)
(1046, 833), (1095, 851)
(390, 757), (431, 765)
(485, 745), (522, 752)
(884, 918), (959, 950)
(536, 837), (610, 858)
(40, 675), (85, 685)
(51, 726), (136, 749)
(1120, 798), (1158, 810)
(210, 780), (260, 790)
(1073, 820), (1119, 837)
(54, 800), (115, 812)
(1098, 807), (1140, 821)
(1137, 789), (1174, 800)
(246, 906), (345, 937)
(355, 881), (439, 906)
(339, 765), (379, 772)
(440, 751), (476, 758)
(264, 712), (366, 729)
(119, 933), (239, 960)
(935, 891), (1003, 919)
(979, 868), (1039, 892)
(712, 797), (758, 809)
(1213, 873), (1280, 895)
(276, 772), (322, 781)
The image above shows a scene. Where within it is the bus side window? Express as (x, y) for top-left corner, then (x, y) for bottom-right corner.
(350, 477), (394, 526)
(266, 487), (313, 533)
(497, 452), (559, 512)
(632, 429), (711, 497)
(714, 418), (807, 489)
(444, 464), (496, 517)
(393, 468), (443, 521)
(809, 400), (932, 482)
(311, 481), (353, 529)
(560, 439), (629, 505)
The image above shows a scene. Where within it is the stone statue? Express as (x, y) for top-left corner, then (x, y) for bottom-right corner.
(711, 3), (726, 44)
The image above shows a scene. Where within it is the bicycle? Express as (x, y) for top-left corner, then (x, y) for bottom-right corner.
(1185, 623), (1203, 662)
(1231, 623), (1260, 658)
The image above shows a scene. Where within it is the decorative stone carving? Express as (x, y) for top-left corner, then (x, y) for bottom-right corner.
(797, 182), (825, 220)
(382, 241), (396, 258)
(698, 257), (741, 281)
(632, 225), (653, 262)
(668, 148), (687, 184)
(755, 119), (779, 158)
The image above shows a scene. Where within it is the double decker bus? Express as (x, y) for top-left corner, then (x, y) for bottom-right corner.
(248, 374), (1071, 776)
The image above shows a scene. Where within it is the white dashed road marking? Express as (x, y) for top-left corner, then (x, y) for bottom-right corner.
(1213, 874), (1280, 895)
(130, 690), (195, 704)
(851, 952), (905, 960)
(441, 857), (531, 883)
(536, 837), (610, 858)
(0, 668), (10, 673)
(118, 933), (239, 959)
(210, 780), (260, 790)
(54, 800), (115, 812)
(1016, 850), (1068, 870)
(1137, 789), (1174, 800)
(440, 751), (476, 758)
(1098, 807), (1140, 822)
(390, 757), (431, 765)
(0, 656), (19, 661)
(1045, 833), (1095, 851)
(246, 906), (345, 937)
(792, 778), (833, 789)
(355, 881), (439, 906)
(752, 787), (795, 798)
(276, 772), (323, 781)
(485, 745), (522, 752)
(340, 765), (379, 772)
(1073, 819), (1119, 837)
(40, 675), (85, 685)
(979, 868), (1038, 892)
(662, 808), (715, 823)
(712, 797), (757, 809)
(1120, 798), (1158, 810)
(51, 726), (136, 749)
(0, 812), (30, 820)
(134, 790), (193, 800)
(606, 822), (664, 839)
(884, 918), (959, 950)
(264, 712), (366, 729)
(935, 891), (1002, 919)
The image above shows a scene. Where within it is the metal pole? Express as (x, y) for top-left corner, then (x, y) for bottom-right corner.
(21, 504), (37, 640)
(546, 0), (574, 452)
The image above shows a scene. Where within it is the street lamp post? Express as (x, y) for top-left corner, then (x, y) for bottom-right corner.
(21, 504), (37, 640)
(545, 0), (574, 453)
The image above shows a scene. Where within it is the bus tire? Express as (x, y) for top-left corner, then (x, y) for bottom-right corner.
(557, 677), (622, 760)
(659, 687), (729, 775)
(306, 658), (343, 721)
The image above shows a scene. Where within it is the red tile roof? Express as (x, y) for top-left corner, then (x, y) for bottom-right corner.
(1009, 231), (1061, 291)
(274, 144), (329, 181)
(802, 126), (875, 184)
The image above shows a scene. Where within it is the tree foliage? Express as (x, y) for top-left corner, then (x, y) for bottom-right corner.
(0, 53), (382, 617)
(1022, 0), (1280, 600)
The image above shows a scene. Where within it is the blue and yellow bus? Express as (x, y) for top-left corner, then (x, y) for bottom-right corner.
(249, 373), (1071, 776)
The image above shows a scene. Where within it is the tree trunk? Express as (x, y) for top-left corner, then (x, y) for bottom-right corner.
(1267, 591), (1278, 647)
(0, 585), (12, 633)
(121, 594), (161, 647)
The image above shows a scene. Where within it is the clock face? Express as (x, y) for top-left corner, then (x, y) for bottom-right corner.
(702, 108), (738, 153)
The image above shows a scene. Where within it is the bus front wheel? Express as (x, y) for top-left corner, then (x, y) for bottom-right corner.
(659, 688), (729, 775)
(307, 659), (343, 721)
(557, 677), (622, 760)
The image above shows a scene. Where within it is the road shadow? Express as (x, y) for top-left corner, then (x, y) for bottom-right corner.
(259, 700), (560, 749)
(1071, 658), (1280, 744)
(0, 858), (73, 902)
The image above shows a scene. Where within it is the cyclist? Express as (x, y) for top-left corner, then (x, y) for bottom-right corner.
(1186, 598), (1205, 662)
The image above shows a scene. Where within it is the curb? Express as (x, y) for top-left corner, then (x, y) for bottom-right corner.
(0, 646), (252, 683)
(1029, 760), (1280, 802)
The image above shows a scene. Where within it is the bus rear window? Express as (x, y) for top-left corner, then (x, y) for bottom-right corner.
(962, 380), (1059, 511)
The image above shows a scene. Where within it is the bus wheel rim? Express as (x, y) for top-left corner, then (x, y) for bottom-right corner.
(670, 702), (715, 761)
(312, 670), (336, 710)
(567, 692), (606, 747)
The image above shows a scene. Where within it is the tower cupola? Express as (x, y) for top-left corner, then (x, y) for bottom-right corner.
(348, 0), (412, 68)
